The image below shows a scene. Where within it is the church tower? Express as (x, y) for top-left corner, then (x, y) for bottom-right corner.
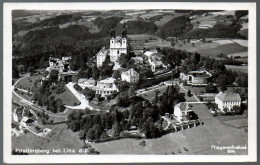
(109, 26), (127, 62)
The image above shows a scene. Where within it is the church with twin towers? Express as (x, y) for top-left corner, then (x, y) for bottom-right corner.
(96, 27), (128, 68)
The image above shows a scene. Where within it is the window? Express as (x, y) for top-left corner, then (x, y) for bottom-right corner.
(117, 50), (119, 54)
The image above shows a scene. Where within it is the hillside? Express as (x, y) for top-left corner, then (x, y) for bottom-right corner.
(12, 9), (248, 71)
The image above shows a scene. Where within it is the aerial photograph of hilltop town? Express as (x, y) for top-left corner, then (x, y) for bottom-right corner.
(11, 9), (248, 155)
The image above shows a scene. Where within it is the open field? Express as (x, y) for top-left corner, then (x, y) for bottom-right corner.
(224, 119), (248, 128)
(15, 74), (42, 90)
(53, 86), (80, 106)
(225, 65), (248, 73)
(128, 34), (171, 48)
(197, 43), (248, 57)
(92, 103), (247, 155)
(174, 39), (248, 58)
(154, 12), (187, 26)
(231, 39), (248, 47)
(190, 12), (234, 30)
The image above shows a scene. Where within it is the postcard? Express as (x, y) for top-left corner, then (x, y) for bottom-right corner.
(3, 2), (256, 163)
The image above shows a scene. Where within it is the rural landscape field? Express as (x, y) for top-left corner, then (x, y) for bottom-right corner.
(11, 8), (248, 157)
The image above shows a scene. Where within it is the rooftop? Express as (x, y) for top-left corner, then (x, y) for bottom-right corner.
(215, 91), (241, 102)
(99, 77), (116, 84)
(175, 102), (192, 111)
(122, 68), (138, 76)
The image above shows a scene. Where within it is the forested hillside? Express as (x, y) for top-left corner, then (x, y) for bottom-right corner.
(12, 10), (248, 72)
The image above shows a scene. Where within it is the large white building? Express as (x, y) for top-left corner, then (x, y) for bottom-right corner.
(215, 91), (241, 111)
(96, 47), (109, 67)
(92, 77), (119, 97)
(77, 78), (95, 89)
(121, 68), (139, 83)
(109, 29), (127, 62)
(173, 103), (198, 122)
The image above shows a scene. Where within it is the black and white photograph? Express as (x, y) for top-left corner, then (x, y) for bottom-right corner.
(3, 2), (257, 163)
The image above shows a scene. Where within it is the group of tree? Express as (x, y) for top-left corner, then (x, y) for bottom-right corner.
(67, 108), (130, 141)
(125, 20), (158, 34)
(46, 95), (66, 113)
(30, 78), (66, 113)
(158, 15), (193, 39)
(184, 22), (244, 39)
(67, 83), (186, 141)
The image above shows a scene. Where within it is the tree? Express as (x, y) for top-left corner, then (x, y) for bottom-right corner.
(92, 65), (99, 80)
(111, 121), (122, 137)
(235, 73), (248, 87)
(83, 87), (95, 101)
(56, 98), (65, 113)
(142, 68), (154, 78)
(232, 105), (242, 115)
(49, 69), (59, 82)
(70, 121), (80, 132)
(27, 66), (35, 73)
(116, 92), (130, 107)
(39, 56), (45, 69)
(112, 70), (120, 79)
(154, 90), (159, 104)
(205, 83), (218, 93)
(187, 90), (192, 97)
(79, 130), (86, 141)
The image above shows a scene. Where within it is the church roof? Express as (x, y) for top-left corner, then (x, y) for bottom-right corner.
(215, 91), (241, 102)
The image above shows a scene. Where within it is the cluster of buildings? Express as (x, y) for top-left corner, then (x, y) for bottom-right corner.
(180, 70), (212, 86)
(12, 106), (51, 137)
(77, 67), (140, 97)
(77, 77), (119, 97)
(144, 49), (167, 72)
(42, 56), (76, 84)
(96, 29), (127, 67)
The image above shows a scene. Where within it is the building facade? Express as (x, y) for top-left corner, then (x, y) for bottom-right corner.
(173, 103), (198, 122)
(92, 77), (119, 97)
(121, 68), (139, 83)
(180, 70), (212, 86)
(215, 91), (241, 111)
(96, 47), (109, 68)
(109, 29), (127, 62)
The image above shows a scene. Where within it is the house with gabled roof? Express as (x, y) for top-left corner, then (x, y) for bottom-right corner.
(173, 102), (198, 122)
(121, 68), (139, 83)
(215, 91), (241, 111)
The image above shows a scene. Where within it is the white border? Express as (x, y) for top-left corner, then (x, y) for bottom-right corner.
(3, 2), (257, 163)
